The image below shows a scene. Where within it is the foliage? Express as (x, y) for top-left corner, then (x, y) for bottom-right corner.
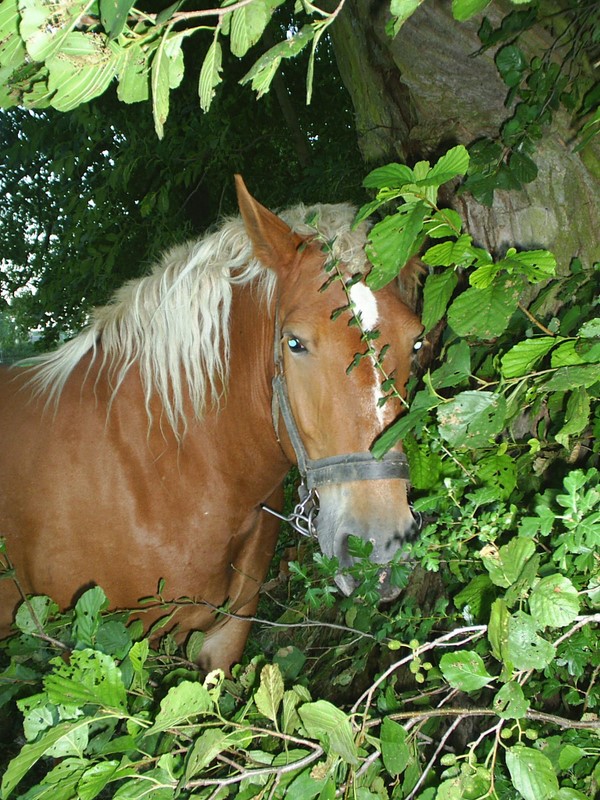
(0, 0), (347, 138)
(1, 147), (599, 797)
(0, 30), (363, 345)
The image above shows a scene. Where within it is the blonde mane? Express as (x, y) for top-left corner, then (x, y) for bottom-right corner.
(25, 202), (370, 436)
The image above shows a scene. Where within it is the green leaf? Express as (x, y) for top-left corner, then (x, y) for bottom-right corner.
(1, 720), (93, 799)
(506, 611), (556, 670)
(0, 0), (26, 70)
(508, 151), (538, 185)
(255, 663), (284, 723)
(543, 363), (600, 391)
(555, 388), (591, 447)
(451, 0), (491, 22)
(44, 649), (127, 711)
(78, 761), (122, 800)
(437, 391), (506, 448)
(422, 270), (458, 333)
(185, 631), (205, 663)
(388, 0), (426, 35)
(422, 234), (475, 268)
(74, 586), (109, 646)
(363, 162), (414, 190)
(15, 595), (58, 634)
(447, 275), (522, 338)
(423, 208), (463, 239)
(429, 340), (471, 389)
(501, 337), (558, 379)
(454, 574), (495, 622)
(366, 202), (428, 289)
(230, 1), (270, 58)
(299, 700), (359, 765)
(439, 650), (494, 692)
(240, 25), (314, 97)
(476, 453), (517, 500)
(184, 728), (229, 780)
(20, 0), (96, 62)
(380, 717), (409, 776)
(480, 537), (536, 588)
(145, 681), (213, 734)
(151, 33), (171, 138)
(488, 598), (510, 663)
(529, 574), (580, 628)
(117, 45), (149, 103)
(100, 0), (135, 39)
(198, 36), (222, 112)
(505, 745), (559, 800)
(427, 145), (470, 183)
(493, 682), (529, 719)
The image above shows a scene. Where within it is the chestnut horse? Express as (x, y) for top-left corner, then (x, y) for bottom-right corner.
(0, 177), (423, 671)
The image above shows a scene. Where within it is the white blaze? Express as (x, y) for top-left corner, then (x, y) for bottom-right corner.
(349, 281), (379, 330)
(349, 282), (387, 426)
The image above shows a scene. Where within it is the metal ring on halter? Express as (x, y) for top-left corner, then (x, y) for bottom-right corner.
(261, 486), (320, 538)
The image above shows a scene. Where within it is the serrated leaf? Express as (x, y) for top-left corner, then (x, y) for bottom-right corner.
(151, 33), (171, 138)
(555, 388), (591, 447)
(117, 45), (149, 103)
(198, 36), (222, 112)
(241, 25), (313, 97)
(451, 0), (492, 21)
(366, 202), (428, 289)
(363, 162), (414, 189)
(78, 760), (122, 800)
(529, 574), (580, 628)
(505, 745), (559, 800)
(74, 586), (108, 646)
(437, 391), (506, 448)
(543, 363), (600, 391)
(428, 145), (470, 182)
(15, 595), (58, 634)
(501, 337), (558, 379)
(230, 1), (270, 58)
(493, 682), (529, 719)
(439, 650), (494, 692)
(44, 649), (127, 711)
(100, 0), (135, 40)
(422, 234), (476, 268)
(255, 663), (284, 723)
(1, 720), (93, 799)
(184, 729), (229, 781)
(506, 611), (555, 670)
(20, 0), (96, 62)
(447, 275), (521, 338)
(422, 270), (458, 332)
(380, 717), (409, 776)
(299, 700), (359, 765)
(0, 0), (26, 69)
(480, 537), (536, 588)
(429, 340), (471, 389)
(388, 0), (426, 35)
(145, 681), (212, 734)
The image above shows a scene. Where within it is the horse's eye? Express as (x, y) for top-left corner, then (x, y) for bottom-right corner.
(287, 337), (307, 354)
(413, 337), (424, 353)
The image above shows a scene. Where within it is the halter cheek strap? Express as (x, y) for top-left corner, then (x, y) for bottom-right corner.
(269, 308), (410, 492)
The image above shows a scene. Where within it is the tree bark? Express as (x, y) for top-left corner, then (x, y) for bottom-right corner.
(331, 0), (600, 271)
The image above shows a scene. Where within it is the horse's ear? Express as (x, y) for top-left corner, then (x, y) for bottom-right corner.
(235, 175), (303, 272)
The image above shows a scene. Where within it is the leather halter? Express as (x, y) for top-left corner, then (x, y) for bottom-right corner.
(261, 307), (411, 537)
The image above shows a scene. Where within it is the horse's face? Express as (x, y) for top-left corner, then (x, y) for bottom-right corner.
(237, 177), (423, 601)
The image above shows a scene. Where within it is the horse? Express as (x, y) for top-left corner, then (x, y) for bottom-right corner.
(0, 177), (424, 672)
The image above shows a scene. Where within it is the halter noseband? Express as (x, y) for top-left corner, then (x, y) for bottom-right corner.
(261, 308), (411, 537)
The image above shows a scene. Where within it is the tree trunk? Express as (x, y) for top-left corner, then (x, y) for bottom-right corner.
(331, 0), (600, 271)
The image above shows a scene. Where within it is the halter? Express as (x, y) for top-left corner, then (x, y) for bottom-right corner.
(261, 308), (411, 537)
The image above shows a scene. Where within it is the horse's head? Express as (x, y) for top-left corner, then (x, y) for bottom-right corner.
(236, 176), (424, 602)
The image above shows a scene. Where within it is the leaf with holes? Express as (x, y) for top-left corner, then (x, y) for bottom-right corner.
(447, 275), (522, 338)
(529, 574), (580, 628)
(255, 663), (284, 723)
(505, 745), (559, 800)
(437, 391), (506, 448)
(506, 611), (555, 670)
(439, 650), (494, 692)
